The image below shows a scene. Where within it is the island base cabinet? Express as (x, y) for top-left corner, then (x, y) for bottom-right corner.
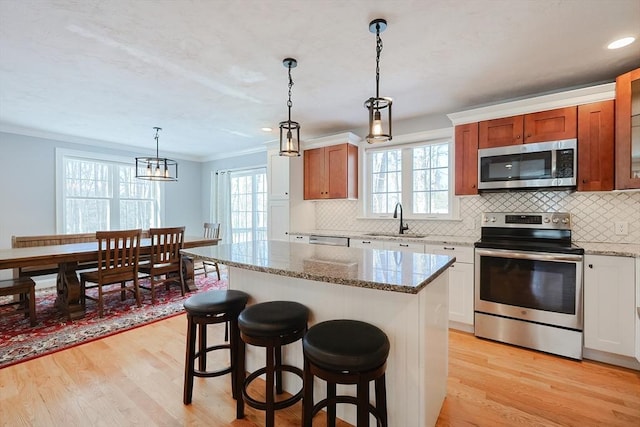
(584, 255), (636, 357)
(228, 266), (449, 427)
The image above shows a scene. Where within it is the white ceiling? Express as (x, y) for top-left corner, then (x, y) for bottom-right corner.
(1, 0), (639, 161)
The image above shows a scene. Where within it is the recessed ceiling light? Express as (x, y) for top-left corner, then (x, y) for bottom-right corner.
(607, 36), (636, 49)
(261, 127), (273, 132)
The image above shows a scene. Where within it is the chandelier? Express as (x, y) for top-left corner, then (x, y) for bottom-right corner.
(364, 18), (392, 143)
(135, 127), (178, 181)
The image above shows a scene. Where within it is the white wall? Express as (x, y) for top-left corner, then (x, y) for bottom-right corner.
(0, 131), (203, 251)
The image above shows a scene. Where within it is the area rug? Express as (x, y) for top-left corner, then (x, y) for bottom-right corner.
(0, 275), (227, 369)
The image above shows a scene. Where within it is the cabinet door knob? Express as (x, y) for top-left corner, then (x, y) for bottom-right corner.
(588, 264), (593, 269)
(516, 135), (521, 139)
(582, 179), (587, 184)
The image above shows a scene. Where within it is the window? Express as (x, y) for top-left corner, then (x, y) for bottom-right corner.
(230, 168), (267, 243)
(56, 149), (162, 233)
(366, 139), (457, 218)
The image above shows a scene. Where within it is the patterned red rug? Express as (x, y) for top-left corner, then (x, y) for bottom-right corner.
(0, 276), (227, 369)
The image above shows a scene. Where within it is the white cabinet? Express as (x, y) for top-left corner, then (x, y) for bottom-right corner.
(349, 238), (385, 249)
(266, 146), (315, 241)
(383, 241), (425, 252)
(267, 200), (290, 241)
(584, 254), (636, 357)
(268, 152), (290, 199)
(289, 234), (309, 244)
(425, 244), (475, 330)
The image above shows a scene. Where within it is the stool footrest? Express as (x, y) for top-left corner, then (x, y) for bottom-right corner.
(242, 365), (304, 411)
(312, 395), (383, 425)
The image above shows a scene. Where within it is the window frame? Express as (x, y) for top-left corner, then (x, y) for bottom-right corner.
(228, 167), (268, 243)
(361, 132), (459, 220)
(55, 148), (164, 233)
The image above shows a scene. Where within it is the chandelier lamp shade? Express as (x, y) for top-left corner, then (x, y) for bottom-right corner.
(364, 18), (392, 144)
(135, 127), (178, 181)
(279, 57), (301, 156)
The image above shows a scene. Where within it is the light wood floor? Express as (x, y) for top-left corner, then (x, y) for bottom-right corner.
(1, 315), (638, 426)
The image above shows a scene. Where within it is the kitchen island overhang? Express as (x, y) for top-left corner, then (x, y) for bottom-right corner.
(182, 241), (454, 427)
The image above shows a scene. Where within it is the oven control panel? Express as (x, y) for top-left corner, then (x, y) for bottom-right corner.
(481, 212), (571, 229)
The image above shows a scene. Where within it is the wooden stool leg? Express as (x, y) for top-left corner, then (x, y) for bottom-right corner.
(275, 345), (283, 394)
(198, 323), (207, 371)
(302, 358), (314, 427)
(357, 379), (370, 427)
(183, 315), (197, 404)
(375, 374), (388, 427)
(327, 381), (337, 427)
(265, 345), (276, 427)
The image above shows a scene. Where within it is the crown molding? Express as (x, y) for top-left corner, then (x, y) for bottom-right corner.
(302, 132), (362, 150)
(447, 82), (616, 126)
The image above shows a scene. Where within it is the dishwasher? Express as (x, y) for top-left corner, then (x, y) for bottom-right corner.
(308, 235), (350, 247)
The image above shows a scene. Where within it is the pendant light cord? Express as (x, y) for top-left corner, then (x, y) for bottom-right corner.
(375, 23), (383, 100)
(287, 64), (294, 122)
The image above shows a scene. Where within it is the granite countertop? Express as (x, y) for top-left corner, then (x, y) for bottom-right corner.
(292, 230), (477, 246)
(294, 230), (640, 258)
(576, 242), (640, 258)
(182, 240), (455, 294)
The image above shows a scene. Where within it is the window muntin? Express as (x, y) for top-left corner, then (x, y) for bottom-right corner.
(366, 140), (454, 218)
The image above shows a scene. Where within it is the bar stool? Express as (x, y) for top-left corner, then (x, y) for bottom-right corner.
(237, 301), (309, 427)
(302, 319), (390, 427)
(183, 289), (250, 408)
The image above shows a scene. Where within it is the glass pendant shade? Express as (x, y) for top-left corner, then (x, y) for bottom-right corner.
(279, 120), (300, 157)
(365, 96), (392, 143)
(135, 127), (178, 181)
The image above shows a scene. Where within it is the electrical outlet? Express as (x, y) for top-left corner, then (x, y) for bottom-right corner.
(615, 221), (629, 235)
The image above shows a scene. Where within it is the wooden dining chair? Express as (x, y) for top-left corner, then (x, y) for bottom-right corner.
(80, 229), (142, 318)
(139, 226), (186, 303)
(201, 222), (221, 280)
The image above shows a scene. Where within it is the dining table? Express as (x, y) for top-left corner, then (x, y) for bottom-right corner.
(0, 235), (219, 320)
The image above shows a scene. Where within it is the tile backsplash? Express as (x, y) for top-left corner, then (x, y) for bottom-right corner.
(315, 190), (640, 244)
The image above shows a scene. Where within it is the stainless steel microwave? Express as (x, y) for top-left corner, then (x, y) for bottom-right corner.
(477, 139), (577, 191)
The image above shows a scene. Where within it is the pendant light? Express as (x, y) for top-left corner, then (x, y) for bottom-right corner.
(135, 127), (178, 181)
(364, 18), (392, 143)
(279, 57), (301, 156)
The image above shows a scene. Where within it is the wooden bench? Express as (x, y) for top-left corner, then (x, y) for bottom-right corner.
(0, 277), (36, 326)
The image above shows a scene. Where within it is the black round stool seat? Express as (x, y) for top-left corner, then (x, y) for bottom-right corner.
(183, 289), (249, 411)
(302, 319), (390, 427)
(184, 289), (250, 316)
(237, 301), (310, 427)
(238, 300), (309, 337)
(303, 319), (390, 372)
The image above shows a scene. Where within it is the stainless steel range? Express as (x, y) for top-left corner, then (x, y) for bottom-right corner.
(474, 212), (585, 360)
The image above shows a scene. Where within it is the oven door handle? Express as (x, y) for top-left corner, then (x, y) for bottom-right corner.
(475, 248), (583, 263)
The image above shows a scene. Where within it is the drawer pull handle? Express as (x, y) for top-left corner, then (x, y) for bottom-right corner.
(443, 247), (455, 250)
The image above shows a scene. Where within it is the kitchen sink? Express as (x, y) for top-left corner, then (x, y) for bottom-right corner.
(363, 232), (427, 239)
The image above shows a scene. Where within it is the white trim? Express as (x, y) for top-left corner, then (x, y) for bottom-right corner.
(447, 82), (616, 125)
(2, 125), (201, 162)
(302, 132), (362, 150)
(365, 128), (453, 148)
(202, 145), (267, 161)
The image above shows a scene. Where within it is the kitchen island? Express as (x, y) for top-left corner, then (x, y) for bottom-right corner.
(182, 240), (454, 427)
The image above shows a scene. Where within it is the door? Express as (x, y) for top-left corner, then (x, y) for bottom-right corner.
(577, 101), (614, 191)
(523, 107), (577, 143)
(304, 147), (326, 199)
(454, 123), (479, 195)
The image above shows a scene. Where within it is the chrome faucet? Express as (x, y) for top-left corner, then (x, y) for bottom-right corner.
(393, 202), (409, 234)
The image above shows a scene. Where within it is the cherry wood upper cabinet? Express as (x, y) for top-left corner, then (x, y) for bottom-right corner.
(577, 101), (614, 191)
(478, 107), (577, 148)
(304, 143), (358, 200)
(523, 107), (577, 143)
(615, 68), (640, 190)
(478, 115), (523, 148)
(454, 123), (479, 195)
